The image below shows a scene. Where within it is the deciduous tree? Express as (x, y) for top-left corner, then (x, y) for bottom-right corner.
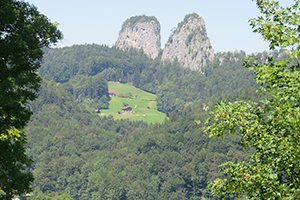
(204, 0), (300, 199)
(0, 0), (62, 199)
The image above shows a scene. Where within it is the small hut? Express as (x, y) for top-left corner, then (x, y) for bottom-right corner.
(122, 106), (132, 113)
(108, 90), (116, 97)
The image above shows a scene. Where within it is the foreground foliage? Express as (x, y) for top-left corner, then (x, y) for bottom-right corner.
(205, 0), (300, 199)
(0, 0), (62, 199)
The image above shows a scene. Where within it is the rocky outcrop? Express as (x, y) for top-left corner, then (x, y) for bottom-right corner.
(161, 13), (214, 72)
(115, 15), (161, 59)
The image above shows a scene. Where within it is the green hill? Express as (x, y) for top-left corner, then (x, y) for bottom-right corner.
(100, 82), (167, 123)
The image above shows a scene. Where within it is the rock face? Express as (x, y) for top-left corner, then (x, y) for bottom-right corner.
(161, 13), (214, 72)
(115, 15), (161, 59)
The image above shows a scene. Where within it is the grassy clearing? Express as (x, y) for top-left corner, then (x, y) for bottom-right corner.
(100, 82), (167, 124)
(108, 81), (155, 100)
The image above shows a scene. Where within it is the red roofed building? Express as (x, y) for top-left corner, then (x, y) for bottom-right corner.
(122, 106), (132, 113)
(108, 90), (116, 97)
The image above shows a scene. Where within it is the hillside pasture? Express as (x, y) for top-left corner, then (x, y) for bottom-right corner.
(100, 82), (167, 123)
(108, 81), (155, 100)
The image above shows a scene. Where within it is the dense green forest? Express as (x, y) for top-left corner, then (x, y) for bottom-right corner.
(39, 44), (287, 116)
(4, 0), (296, 199)
(24, 44), (288, 199)
(25, 80), (263, 199)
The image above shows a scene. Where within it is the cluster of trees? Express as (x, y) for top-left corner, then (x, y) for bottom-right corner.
(61, 74), (110, 109)
(39, 43), (288, 117)
(0, 0), (62, 199)
(3, 0), (299, 199)
(25, 80), (265, 199)
(40, 45), (152, 84)
(205, 0), (300, 199)
(24, 64), (274, 199)
(25, 80), (147, 199)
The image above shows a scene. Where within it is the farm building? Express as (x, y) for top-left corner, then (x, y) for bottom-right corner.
(108, 90), (116, 97)
(122, 106), (132, 113)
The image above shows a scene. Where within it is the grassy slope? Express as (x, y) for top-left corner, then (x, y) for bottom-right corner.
(108, 81), (156, 100)
(100, 82), (167, 124)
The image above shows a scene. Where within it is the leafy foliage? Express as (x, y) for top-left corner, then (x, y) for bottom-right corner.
(28, 192), (73, 200)
(205, 0), (300, 199)
(155, 51), (272, 116)
(61, 73), (110, 109)
(25, 79), (266, 199)
(0, 0), (62, 199)
(23, 5), (294, 199)
(40, 45), (152, 84)
(26, 81), (149, 199)
(40, 44), (289, 117)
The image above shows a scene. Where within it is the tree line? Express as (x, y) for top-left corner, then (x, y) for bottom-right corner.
(25, 79), (267, 199)
(39, 43), (288, 116)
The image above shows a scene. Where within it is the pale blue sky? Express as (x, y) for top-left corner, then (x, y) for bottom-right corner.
(27, 0), (294, 54)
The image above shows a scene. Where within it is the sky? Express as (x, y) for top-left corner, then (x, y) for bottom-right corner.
(26, 0), (294, 54)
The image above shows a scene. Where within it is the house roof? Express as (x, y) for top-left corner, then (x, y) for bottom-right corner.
(108, 90), (115, 93)
(122, 106), (132, 110)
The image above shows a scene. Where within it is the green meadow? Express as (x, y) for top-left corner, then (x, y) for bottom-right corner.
(108, 81), (156, 100)
(100, 82), (167, 123)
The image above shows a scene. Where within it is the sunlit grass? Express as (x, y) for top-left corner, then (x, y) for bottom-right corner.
(100, 82), (167, 123)
(108, 81), (155, 100)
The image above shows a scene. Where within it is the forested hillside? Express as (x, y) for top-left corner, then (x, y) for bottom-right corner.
(26, 80), (148, 199)
(25, 80), (268, 199)
(40, 44), (287, 116)
(23, 44), (287, 199)
(40, 45), (152, 83)
(4, 0), (297, 198)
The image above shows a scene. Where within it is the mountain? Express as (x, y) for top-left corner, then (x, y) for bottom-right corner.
(115, 13), (214, 71)
(24, 12), (290, 199)
(115, 15), (161, 59)
(161, 13), (214, 72)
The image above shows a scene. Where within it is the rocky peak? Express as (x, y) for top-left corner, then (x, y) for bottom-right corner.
(161, 13), (214, 72)
(115, 15), (161, 59)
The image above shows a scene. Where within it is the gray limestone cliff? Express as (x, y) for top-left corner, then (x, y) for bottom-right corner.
(115, 15), (161, 59)
(161, 13), (214, 72)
